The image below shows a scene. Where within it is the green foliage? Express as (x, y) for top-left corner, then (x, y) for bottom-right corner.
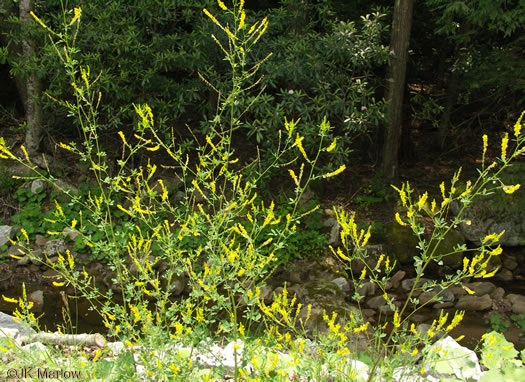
(510, 313), (525, 338)
(11, 186), (56, 239)
(4, 0), (389, 183)
(93, 351), (136, 381)
(485, 313), (510, 333)
(242, 4), (389, 171)
(480, 331), (525, 381)
(420, 0), (525, 130)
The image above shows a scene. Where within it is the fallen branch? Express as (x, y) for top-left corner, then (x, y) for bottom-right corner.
(21, 332), (106, 348)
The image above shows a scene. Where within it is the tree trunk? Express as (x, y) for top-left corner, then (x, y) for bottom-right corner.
(382, 0), (414, 185)
(20, 0), (43, 155)
(438, 68), (459, 148)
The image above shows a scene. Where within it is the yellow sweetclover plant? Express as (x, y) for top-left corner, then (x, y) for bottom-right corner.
(0, 2), (356, 380)
(331, 111), (525, 380)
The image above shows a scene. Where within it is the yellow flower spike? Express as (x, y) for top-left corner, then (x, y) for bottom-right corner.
(463, 257), (470, 272)
(385, 256), (391, 271)
(411, 348), (418, 357)
(336, 247), (350, 262)
(416, 192), (428, 211)
(438, 310), (448, 329)
(146, 144), (160, 151)
(323, 164), (346, 179)
(326, 138), (337, 152)
(482, 134), (488, 158)
(20, 145), (30, 162)
(393, 311), (401, 328)
(248, 21), (257, 34)
(52, 281), (65, 287)
(490, 245), (503, 256)
(463, 286), (475, 295)
(293, 134), (308, 161)
(514, 111), (524, 137)
(2, 295), (18, 304)
(482, 268), (499, 278)
(238, 10), (246, 30)
(395, 212), (407, 226)
(288, 169), (299, 186)
(217, 0), (228, 10)
(502, 184), (520, 194)
(440, 181), (446, 198)
(392, 183), (408, 205)
(67, 249), (74, 270)
(20, 228), (29, 243)
(54, 200), (64, 217)
(361, 226), (372, 246)
(501, 132), (509, 160)
(69, 7), (81, 25)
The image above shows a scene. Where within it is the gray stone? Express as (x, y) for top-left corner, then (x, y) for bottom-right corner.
(28, 264), (40, 273)
(418, 287), (454, 306)
(361, 309), (376, 319)
(259, 286), (274, 304)
(171, 274), (187, 296)
(382, 223), (419, 265)
(30, 179), (46, 193)
(417, 324), (446, 342)
(419, 290), (438, 306)
(430, 228), (466, 269)
(495, 268), (514, 281)
(433, 302), (454, 309)
(379, 302), (399, 314)
(490, 287), (505, 301)
(303, 280), (344, 303)
(35, 234), (48, 247)
(62, 227), (80, 241)
(455, 294), (492, 311)
(448, 285), (467, 298)
(47, 256), (59, 264)
(401, 278), (430, 292)
(16, 256), (30, 265)
(385, 270), (406, 290)
(366, 295), (387, 309)
(503, 255), (518, 271)
(44, 239), (67, 256)
(0, 225), (15, 246)
(8, 244), (26, 258)
(331, 277), (350, 294)
(0, 311), (35, 339)
(29, 248), (43, 265)
(506, 294), (525, 314)
(42, 269), (63, 283)
(357, 281), (377, 298)
(463, 281), (496, 296)
(450, 175), (525, 246)
(52, 179), (79, 197)
(288, 284), (306, 301)
(28, 290), (44, 312)
(298, 187), (315, 207)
